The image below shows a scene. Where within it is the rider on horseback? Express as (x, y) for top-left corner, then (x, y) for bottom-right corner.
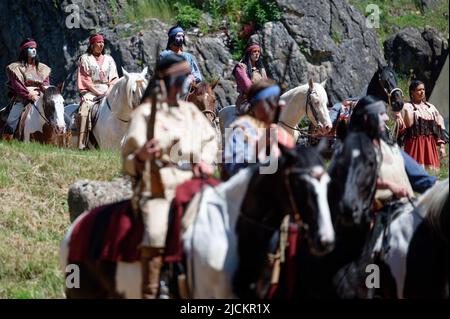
(2, 38), (51, 140)
(160, 26), (202, 91)
(122, 54), (218, 299)
(233, 40), (268, 115)
(223, 79), (293, 178)
(76, 33), (118, 149)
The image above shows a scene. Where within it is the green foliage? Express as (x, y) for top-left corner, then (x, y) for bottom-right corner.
(123, 0), (175, 23)
(348, 0), (449, 43)
(174, 3), (203, 29)
(242, 0), (282, 26)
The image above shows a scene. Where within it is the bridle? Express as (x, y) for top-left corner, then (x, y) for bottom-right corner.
(238, 166), (324, 237)
(378, 73), (404, 108)
(305, 89), (321, 126)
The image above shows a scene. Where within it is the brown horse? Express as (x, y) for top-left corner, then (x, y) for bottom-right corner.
(187, 79), (219, 123)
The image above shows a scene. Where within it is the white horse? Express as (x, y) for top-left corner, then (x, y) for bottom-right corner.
(92, 67), (148, 150)
(59, 145), (334, 299)
(23, 85), (67, 145)
(279, 79), (332, 141)
(371, 179), (449, 298)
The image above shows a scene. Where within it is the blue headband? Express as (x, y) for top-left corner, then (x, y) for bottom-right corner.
(250, 85), (281, 104)
(169, 27), (184, 37)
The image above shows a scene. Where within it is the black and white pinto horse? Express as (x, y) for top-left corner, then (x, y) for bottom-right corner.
(65, 67), (148, 150)
(60, 144), (335, 298)
(292, 132), (380, 298)
(182, 144), (335, 298)
(23, 85), (68, 146)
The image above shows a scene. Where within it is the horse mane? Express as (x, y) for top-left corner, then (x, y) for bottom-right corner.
(417, 178), (449, 244)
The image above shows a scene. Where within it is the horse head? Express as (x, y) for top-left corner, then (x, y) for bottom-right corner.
(121, 66), (148, 110)
(234, 143), (335, 297)
(306, 79), (333, 134)
(368, 65), (404, 112)
(187, 79), (218, 123)
(328, 132), (379, 228)
(41, 85), (66, 135)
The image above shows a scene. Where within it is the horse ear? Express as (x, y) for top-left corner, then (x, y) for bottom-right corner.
(191, 81), (198, 90)
(141, 66), (148, 77)
(122, 67), (130, 78)
(320, 79), (327, 88)
(211, 78), (220, 90)
(308, 79), (314, 90)
(57, 82), (64, 94)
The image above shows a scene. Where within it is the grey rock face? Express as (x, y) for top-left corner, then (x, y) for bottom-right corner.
(263, 0), (385, 102)
(384, 26), (448, 96)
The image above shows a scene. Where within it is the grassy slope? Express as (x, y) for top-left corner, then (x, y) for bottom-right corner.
(0, 141), (121, 298)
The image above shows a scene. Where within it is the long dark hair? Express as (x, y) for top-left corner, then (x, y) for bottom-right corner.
(18, 38), (40, 68)
(241, 51), (265, 80)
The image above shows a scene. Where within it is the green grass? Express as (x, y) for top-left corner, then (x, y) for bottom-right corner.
(348, 0), (449, 43)
(123, 0), (176, 23)
(0, 141), (121, 298)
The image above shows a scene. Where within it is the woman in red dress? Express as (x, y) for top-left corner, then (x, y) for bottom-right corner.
(395, 80), (446, 170)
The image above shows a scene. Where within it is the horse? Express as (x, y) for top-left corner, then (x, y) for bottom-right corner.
(292, 132), (380, 298)
(182, 144), (335, 299)
(59, 144), (334, 299)
(306, 65), (405, 153)
(21, 85), (69, 146)
(186, 79), (222, 146)
(370, 179), (449, 299)
(278, 79), (332, 142)
(66, 67), (148, 150)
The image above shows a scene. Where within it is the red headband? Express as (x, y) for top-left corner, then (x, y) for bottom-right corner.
(19, 41), (37, 52)
(246, 43), (260, 53)
(89, 34), (104, 45)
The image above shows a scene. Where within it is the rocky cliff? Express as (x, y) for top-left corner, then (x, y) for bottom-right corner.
(0, 0), (446, 109)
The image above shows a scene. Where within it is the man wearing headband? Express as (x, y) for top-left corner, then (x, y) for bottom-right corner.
(223, 79), (293, 178)
(122, 54), (217, 298)
(2, 38), (51, 140)
(233, 40), (268, 115)
(159, 26), (202, 87)
(343, 95), (414, 209)
(76, 33), (119, 149)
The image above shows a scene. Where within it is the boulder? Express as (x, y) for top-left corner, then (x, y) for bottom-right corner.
(67, 177), (132, 222)
(384, 26), (448, 96)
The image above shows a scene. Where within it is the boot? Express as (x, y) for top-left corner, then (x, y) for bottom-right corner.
(141, 246), (164, 299)
(77, 114), (88, 150)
